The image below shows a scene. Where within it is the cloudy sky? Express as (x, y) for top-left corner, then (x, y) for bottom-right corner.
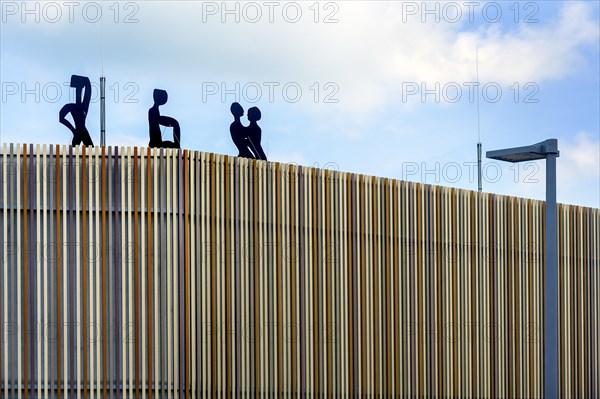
(1, 0), (598, 207)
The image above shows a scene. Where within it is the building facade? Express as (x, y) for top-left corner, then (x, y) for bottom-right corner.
(1, 143), (599, 398)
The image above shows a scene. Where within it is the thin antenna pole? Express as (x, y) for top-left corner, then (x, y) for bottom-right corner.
(100, 77), (106, 146)
(99, 8), (105, 146)
(476, 45), (481, 143)
(476, 45), (482, 192)
(100, 5), (104, 76)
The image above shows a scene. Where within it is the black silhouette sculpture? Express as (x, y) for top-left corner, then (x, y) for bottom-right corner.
(246, 106), (267, 160)
(229, 102), (254, 158)
(148, 89), (180, 149)
(59, 75), (94, 147)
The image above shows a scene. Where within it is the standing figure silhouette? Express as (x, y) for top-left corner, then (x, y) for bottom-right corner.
(148, 89), (181, 149)
(229, 102), (254, 158)
(59, 75), (94, 147)
(246, 106), (267, 160)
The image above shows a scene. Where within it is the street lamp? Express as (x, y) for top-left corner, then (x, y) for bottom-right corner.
(487, 138), (559, 398)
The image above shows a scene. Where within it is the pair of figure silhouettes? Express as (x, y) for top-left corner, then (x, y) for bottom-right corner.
(230, 102), (267, 160)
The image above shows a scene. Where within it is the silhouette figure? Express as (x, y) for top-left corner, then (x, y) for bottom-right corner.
(246, 106), (267, 160)
(59, 75), (94, 147)
(229, 102), (254, 158)
(148, 89), (180, 149)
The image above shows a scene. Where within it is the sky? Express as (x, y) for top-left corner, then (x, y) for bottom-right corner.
(1, 0), (599, 208)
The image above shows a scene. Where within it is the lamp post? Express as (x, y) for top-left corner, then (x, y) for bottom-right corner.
(487, 138), (559, 398)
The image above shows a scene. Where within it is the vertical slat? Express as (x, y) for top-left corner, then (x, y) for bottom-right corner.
(178, 150), (185, 399)
(290, 163), (297, 397)
(312, 168), (320, 397)
(134, 147), (140, 399)
(274, 162), (282, 398)
(87, 147), (94, 399)
(127, 147), (134, 399)
(184, 150), (190, 399)
(324, 169), (331, 398)
(372, 176), (380, 398)
(20, 143), (27, 399)
(94, 147), (100, 399)
(141, 147), (146, 399)
(224, 154), (231, 399)
(82, 145), (89, 399)
(215, 155), (221, 398)
(358, 175), (365, 397)
(42, 145), (49, 399)
(101, 146), (107, 398)
(451, 188), (459, 399)
(110, 146), (115, 396)
(87, 148), (94, 399)
(200, 152), (207, 398)
(120, 147), (127, 398)
(145, 147), (153, 399)
(189, 151), (196, 399)
(2, 144), (7, 399)
(153, 148), (160, 398)
(210, 153), (217, 398)
(393, 179), (400, 397)
(346, 172), (354, 398)
(63, 145), (70, 397)
(172, 149), (179, 397)
(35, 145), (42, 399)
(384, 178), (392, 398)
(166, 148), (172, 398)
(74, 145), (81, 399)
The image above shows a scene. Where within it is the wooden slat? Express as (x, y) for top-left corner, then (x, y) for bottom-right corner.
(22, 143), (29, 399)
(2, 144), (8, 399)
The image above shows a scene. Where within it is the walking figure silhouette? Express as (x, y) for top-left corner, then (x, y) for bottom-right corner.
(246, 106), (267, 161)
(148, 89), (181, 149)
(59, 75), (94, 147)
(229, 102), (254, 158)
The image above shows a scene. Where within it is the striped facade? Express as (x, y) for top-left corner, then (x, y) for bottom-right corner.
(0, 143), (599, 398)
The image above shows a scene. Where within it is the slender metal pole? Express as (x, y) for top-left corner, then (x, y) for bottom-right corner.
(545, 152), (558, 398)
(100, 77), (106, 146)
(477, 142), (482, 192)
(476, 46), (482, 192)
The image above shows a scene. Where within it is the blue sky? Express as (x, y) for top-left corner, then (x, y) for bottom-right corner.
(1, 1), (598, 208)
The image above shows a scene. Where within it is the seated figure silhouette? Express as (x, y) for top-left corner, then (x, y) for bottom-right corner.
(59, 75), (94, 147)
(229, 102), (254, 158)
(148, 89), (180, 149)
(246, 106), (267, 161)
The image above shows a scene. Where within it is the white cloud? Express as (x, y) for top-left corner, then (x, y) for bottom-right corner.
(559, 131), (600, 190)
(1, 1), (598, 207)
(4, 1), (597, 113)
(476, 2), (599, 84)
